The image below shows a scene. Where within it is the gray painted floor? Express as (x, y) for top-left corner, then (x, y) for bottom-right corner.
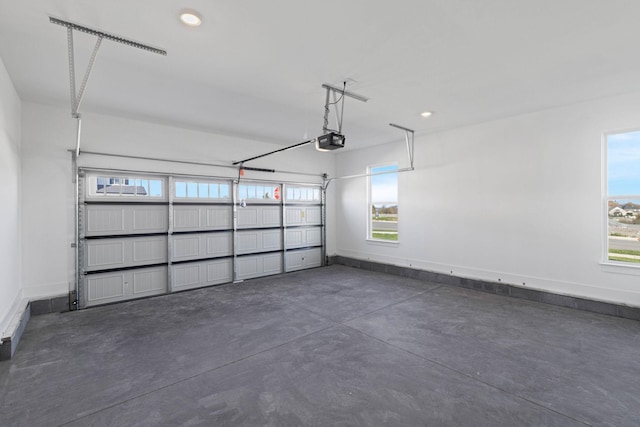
(1, 265), (639, 426)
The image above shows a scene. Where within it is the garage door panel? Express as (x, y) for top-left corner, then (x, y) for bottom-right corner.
(133, 268), (167, 295)
(85, 266), (167, 307)
(305, 206), (322, 224)
(87, 241), (125, 269)
(236, 253), (283, 280)
(87, 273), (125, 303)
(286, 248), (322, 272)
(262, 208), (281, 227)
(205, 233), (232, 257)
(171, 259), (232, 291)
(173, 205), (232, 232)
(237, 206), (282, 229)
(133, 208), (167, 231)
(85, 205), (168, 236)
(85, 236), (167, 271)
(173, 236), (200, 259)
(172, 264), (200, 290)
(173, 207), (200, 230)
(286, 208), (303, 226)
(285, 206), (321, 227)
(86, 207), (125, 234)
(285, 226), (322, 249)
(206, 208), (232, 228)
(133, 238), (167, 263)
(236, 229), (282, 255)
(172, 232), (232, 262)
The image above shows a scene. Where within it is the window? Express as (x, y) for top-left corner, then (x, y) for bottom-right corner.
(368, 164), (398, 241)
(237, 183), (281, 202)
(90, 175), (163, 198)
(174, 180), (231, 200)
(285, 185), (321, 202)
(605, 131), (640, 265)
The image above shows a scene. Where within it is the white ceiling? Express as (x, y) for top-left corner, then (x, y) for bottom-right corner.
(1, 0), (640, 150)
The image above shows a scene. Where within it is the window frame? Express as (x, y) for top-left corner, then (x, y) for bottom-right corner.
(173, 178), (232, 202)
(87, 174), (166, 200)
(366, 163), (399, 243)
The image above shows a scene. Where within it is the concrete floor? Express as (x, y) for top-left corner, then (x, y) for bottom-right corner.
(1, 265), (639, 426)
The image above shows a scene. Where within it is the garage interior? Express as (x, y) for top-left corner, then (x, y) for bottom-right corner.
(1, 1), (640, 426)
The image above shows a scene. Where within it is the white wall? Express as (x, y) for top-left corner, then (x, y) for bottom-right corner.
(336, 91), (640, 307)
(0, 56), (22, 335)
(21, 102), (336, 300)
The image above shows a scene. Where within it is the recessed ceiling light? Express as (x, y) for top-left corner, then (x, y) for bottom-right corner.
(420, 111), (433, 118)
(179, 10), (202, 27)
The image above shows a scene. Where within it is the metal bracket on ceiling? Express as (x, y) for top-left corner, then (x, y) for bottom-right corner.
(389, 123), (415, 170)
(50, 17), (167, 156)
(321, 83), (368, 135)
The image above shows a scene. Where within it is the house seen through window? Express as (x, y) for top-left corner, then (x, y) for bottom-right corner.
(93, 176), (163, 197)
(368, 164), (398, 241)
(606, 131), (640, 264)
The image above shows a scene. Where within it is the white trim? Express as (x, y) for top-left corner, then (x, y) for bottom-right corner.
(602, 129), (640, 268)
(0, 290), (25, 340)
(366, 162), (399, 242)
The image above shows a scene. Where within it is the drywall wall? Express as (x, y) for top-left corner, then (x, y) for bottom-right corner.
(0, 56), (22, 335)
(336, 91), (640, 307)
(20, 102), (336, 300)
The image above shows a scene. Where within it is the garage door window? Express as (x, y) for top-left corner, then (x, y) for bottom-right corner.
(175, 180), (231, 200)
(606, 130), (640, 265)
(238, 183), (281, 201)
(368, 164), (398, 242)
(89, 176), (164, 198)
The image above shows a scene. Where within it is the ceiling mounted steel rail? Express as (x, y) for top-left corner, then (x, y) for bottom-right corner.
(50, 17), (167, 156)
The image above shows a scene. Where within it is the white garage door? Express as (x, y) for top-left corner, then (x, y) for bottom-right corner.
(78, 172), (324, 308)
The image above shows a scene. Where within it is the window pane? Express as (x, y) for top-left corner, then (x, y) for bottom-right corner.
(608, 131), (640, 196)
(175, 181), (186, 197)
(198, 183), (209, 198)
(136, 179), (149, 196)
(220, 184), (230, 199)
(607, 198), (640, 263)
(370, 165), (398, 241)
(209, 183), (219, 198)
(149, 180), (163, 197)
(95, 177), (105, 195)
(371, 165), (398, 204)
(607, 132), (640, 265)
(187, 182), (198, 198)
(239, 185), (248, 200)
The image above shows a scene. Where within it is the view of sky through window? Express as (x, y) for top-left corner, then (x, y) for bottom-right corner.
(608, 131), (640, 197)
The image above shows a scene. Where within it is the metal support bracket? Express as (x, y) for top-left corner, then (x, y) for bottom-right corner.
(51, 17), (167, 156)
(323, 124), (415, 190)
(389, 123), (415, 170)
(321, 83), (368, 135)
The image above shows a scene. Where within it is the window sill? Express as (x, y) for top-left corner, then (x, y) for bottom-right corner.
(601, 260), (640, 276)
(366, 238), (400, 246)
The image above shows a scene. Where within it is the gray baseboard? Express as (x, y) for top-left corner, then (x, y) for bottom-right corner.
(0, 303), (31, 361)
(331, 255), (640, 321)
(30, 295), (71, 316)
(1, 294), (71, 361)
